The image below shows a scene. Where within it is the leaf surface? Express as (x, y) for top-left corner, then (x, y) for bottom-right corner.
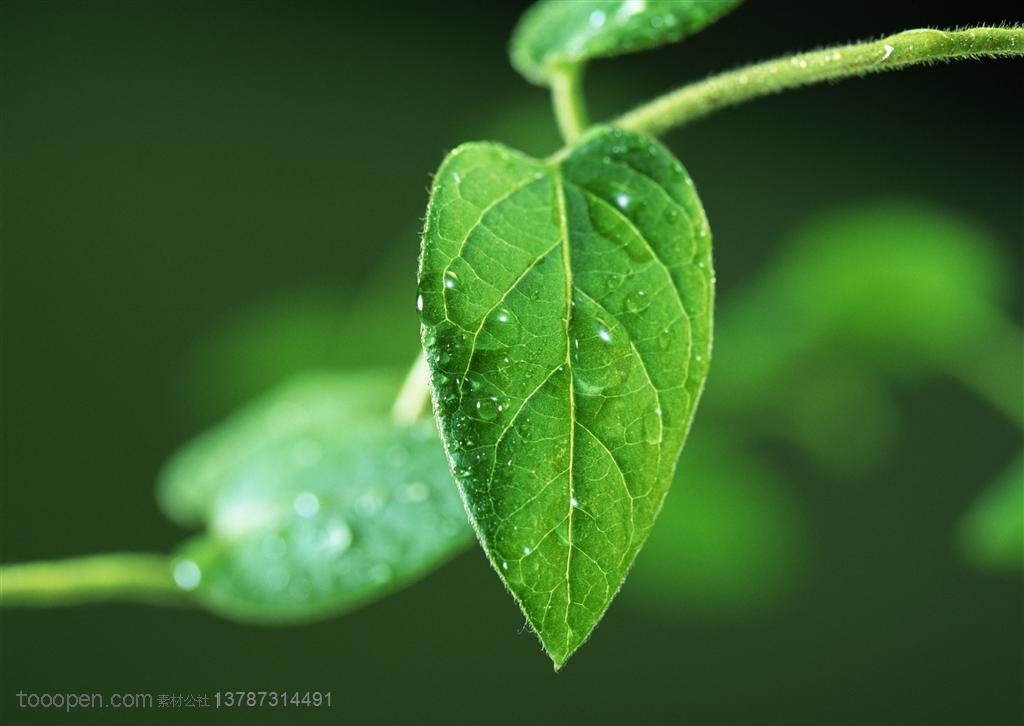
(159, 370), (473, 622)
(511, 0), (742, 85)
(418, 127), (713, 666)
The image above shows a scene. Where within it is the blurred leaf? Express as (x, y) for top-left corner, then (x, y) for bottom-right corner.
(510, 0), (742, 85)
(708, 202), (1014, 472)
(784, 358), (900, 476)
(160, 370), (473, 623)
(418, 128), (712, 667)
(715, 204), (1007, 400)
(160, 371), (396, 526)
(778, 204), (1007, 367)
(626, 433), (807, 616)
(958, 454), (1023, 572)
(184, 273), (419, 422)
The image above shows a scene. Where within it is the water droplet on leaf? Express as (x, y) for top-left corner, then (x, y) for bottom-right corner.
(173, 559), (201, 591)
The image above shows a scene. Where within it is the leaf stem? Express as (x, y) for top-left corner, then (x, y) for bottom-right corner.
(392, 349), (432, 425)
(613, 27), (1024, 136)
(0, 553), (190, 608)
(550, 64), (589, 142)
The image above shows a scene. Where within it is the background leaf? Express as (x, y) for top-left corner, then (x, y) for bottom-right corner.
(625, 433), (807, 616)
(418, 126), (712, 666)
(511, 0), (743, 85)
(958, 454), (1024, 572)
(159, 370), (473, 622)
(753, 204), (1007, 369)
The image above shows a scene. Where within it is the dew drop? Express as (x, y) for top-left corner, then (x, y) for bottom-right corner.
(416, 294), (424, 311)
(523, 546), (531, 555)
(475, 397), (500, 421)
(588, 9), (606, 27)
(595, 320), (613, 344)
(324, 519), (353, 552)
(443, 271), (458, 290)
(658, 325), (673, 350)
(614, 192), (632, 211)
(491, 307), (521, 339)
(293, 491), (320, 518)
(605, 273), (623, 291)
(173, 559), (201, 591)
(624, 289), (649, 314)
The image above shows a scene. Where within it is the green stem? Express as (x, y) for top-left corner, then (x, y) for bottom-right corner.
(550, 64), (589, 142)
(392, 349), (432, 425)
(614, 27), (1024, 136)
(0, 553), (190, 608)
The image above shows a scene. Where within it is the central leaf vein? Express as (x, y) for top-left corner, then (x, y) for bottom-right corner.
(554, 168), (577, 645)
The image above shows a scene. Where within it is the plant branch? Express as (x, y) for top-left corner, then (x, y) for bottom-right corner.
(0, 553), (190, 608)
(550, 64), (589, 142)
(613, 27), (1023, 137)
(392, 349), (432, 425)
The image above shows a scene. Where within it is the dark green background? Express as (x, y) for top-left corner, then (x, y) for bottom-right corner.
(1, 2), (1021, 724)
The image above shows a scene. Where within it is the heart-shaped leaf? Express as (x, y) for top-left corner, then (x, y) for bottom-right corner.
(418, 127), (713, 666)
(511, 0), (743, 85)
(158, 370), (473, 623)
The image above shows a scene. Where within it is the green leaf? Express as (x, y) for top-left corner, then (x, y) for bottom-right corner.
(418, 126), (713, 667)
(769, 204), (1007, 365)
(958, 454), (1024, 572)
(159, 370), (473, 622)
(511, 0), (743, 85)
(158, 372), (397, 527)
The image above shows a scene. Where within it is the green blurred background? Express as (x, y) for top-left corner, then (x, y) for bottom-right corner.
(1, 1), (1021, 724)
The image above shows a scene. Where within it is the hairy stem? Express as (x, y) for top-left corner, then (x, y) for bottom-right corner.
(392, 349), (432, 425)
(614, 27), (1023, 136)
(550, 64), (589, 142)
(0, 553), (190, 608)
